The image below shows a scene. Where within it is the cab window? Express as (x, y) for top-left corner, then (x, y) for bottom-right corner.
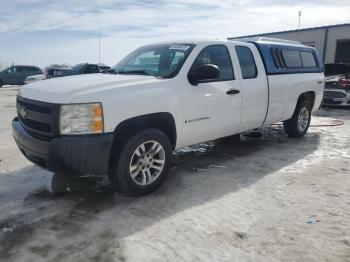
(190, 45), (234, 81)
(235, 46), (258, 79)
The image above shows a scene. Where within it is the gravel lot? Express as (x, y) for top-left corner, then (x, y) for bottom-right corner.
(0, 86), (349, 262)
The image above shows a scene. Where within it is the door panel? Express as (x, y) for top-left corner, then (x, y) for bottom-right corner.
(181, 81), (242, 146)
(181, 44), (242, 147)
(235, 45), (269, 131)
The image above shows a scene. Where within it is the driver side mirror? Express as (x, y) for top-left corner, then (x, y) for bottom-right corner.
(188, 64), (220, 86)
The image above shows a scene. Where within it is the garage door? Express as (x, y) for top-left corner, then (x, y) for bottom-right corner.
(335, 39), (350, 63)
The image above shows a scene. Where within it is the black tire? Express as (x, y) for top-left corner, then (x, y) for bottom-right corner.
(283, 99), (312, 138)
(110, 128), (172, 196)
(0, 79), (3, 88)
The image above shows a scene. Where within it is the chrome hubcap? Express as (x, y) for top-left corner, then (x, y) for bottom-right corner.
(129, 140), (165, 185)
(298, 106), (309, 131)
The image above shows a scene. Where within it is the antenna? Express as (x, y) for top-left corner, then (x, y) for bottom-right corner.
(298, 11), (302, 29)
(98, 27), (101, 65)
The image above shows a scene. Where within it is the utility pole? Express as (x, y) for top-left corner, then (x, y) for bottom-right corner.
(298, 11), (302, 29)
(98, 27), (101, 65)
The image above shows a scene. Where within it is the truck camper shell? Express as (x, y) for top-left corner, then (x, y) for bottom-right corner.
(232, 37), (324, 75)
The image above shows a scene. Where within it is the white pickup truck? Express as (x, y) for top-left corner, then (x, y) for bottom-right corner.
(12, 38), (324, 195)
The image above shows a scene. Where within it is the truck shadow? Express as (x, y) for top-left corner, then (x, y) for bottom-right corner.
(0, 127), (321, 260)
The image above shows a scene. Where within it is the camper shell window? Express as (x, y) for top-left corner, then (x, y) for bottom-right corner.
(270, 48), (318, 70)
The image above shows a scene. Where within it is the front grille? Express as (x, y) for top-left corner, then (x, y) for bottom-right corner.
(324, 91), (346, 99)
(20, 117), (51, 132)
(17, 96), (59, 138)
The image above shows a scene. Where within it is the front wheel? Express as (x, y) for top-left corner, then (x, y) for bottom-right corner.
(283, 100), (312, 138)
(110, 129), (172, 196)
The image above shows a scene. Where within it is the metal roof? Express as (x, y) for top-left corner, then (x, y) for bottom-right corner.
(233, 37), (304, 46)
(228, 23), (350, 40)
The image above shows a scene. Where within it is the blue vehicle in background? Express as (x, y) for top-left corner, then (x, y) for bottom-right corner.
(0, 65), (43, 87)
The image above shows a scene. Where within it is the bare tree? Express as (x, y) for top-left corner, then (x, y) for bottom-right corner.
(0, 61), (9, 71)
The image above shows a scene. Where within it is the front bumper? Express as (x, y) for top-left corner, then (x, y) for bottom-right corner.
(322, 97), (350, 106)
(12, 117), (114, 176)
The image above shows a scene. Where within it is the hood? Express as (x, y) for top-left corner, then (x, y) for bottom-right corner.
(20, 73), (159, 103)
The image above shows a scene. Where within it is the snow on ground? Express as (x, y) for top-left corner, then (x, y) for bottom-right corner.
(0, 86), (349, 261)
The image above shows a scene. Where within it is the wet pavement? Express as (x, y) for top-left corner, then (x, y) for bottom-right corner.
(0, 86), (349, 261)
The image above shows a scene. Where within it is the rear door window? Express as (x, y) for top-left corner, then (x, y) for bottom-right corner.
(30, 67), (40, 73)
(16, 66), (26, 73)
(282, 49), (302, 68)
(300, 52), (317, 68)
(36, 67), (43, 74)
(25, 67), (35, 72)
(235, 46), (258, 79)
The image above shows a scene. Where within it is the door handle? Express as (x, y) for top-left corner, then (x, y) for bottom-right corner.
(226, 89), (240, 95)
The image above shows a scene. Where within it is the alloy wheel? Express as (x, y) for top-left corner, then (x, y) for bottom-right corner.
(129, 140), (165, 185)
(297, 106), (310, 132)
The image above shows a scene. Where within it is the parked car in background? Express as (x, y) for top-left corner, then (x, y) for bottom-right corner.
(46, 63), (100, 78)
(45, 64), (72, 78)
(98, 64), (111, 72)
(45, 63), (72, 72)
(323, 63), (350, 107)
(24, 74), (46, 84)
(0, 65), (44, 86)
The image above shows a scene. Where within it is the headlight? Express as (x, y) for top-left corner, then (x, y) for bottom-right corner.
(59, 103), (104, 135)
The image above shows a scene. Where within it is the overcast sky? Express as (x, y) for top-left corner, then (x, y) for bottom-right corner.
(0, 0), (349, 68)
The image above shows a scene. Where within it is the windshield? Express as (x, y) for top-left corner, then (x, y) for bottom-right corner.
(72, 63), (85, 71)
(113, 43), (194, 78)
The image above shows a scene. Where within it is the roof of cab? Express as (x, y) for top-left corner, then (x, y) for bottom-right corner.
(144, 37), (313, 48)
(146, 39), (237, 46)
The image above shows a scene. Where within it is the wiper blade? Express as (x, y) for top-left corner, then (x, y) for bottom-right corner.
(117, 70), (149, 75)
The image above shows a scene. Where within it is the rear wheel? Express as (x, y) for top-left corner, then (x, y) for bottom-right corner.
(0, 79), (3, 88)
(283, 100), (312, 138)
(110, 129), (172, 196)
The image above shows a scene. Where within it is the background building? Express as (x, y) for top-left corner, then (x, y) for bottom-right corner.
(229, 23), (350, 64)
